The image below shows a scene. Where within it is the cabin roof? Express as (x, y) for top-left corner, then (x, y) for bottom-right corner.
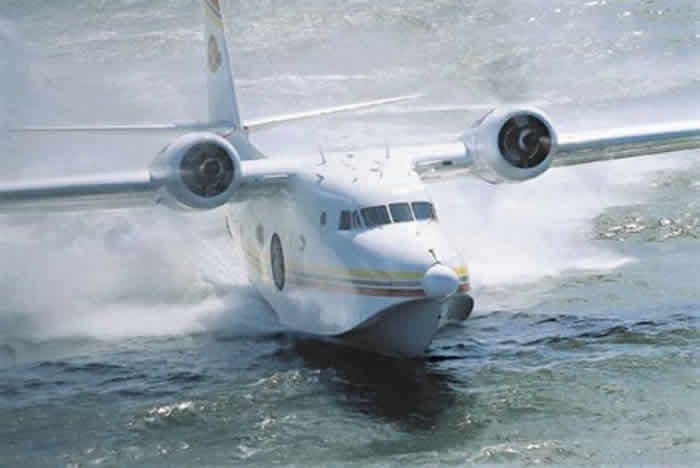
(294, 146), (429, 207)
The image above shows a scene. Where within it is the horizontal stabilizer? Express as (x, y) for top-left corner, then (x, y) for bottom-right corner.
(9, 95), (422, 136)
(242, 94), (423, 132)
(9, 121), (236, 134)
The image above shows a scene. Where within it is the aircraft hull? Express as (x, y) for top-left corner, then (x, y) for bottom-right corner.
(253, 275), (445, 357)
(335, 298), (443, 357)
(241, 241), (451, 356)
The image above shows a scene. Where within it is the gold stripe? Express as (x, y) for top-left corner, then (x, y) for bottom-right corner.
(243, 255), (471, 296)
(286, 262), (469, 281)
(236, 231), (468, 281)
(236, 234), (471, 295)
(242, 252), (470, 284)
(290, 277), (426, 297)
(290, 277), (471, 297)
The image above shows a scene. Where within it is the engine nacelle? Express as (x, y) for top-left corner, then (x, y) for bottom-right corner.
(150, 132), (242, 210)
(461, 107), (557, 183)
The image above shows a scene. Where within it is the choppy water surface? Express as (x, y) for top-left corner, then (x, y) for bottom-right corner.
(1, 1), (699, 466)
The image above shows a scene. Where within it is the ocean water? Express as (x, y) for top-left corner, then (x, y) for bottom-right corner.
(1, 0), (700, 466)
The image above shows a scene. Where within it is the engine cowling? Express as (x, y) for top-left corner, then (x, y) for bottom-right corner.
(150, 132), (242, 210)
(461, 107), (557, 183)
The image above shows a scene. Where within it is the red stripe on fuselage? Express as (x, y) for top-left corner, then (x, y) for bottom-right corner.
(240, 247), (471, 296)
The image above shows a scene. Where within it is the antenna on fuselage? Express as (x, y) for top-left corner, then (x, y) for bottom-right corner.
(428, 249), (439, 264)
(385, 143), (391, 160)
(317, 145), (327, 165)
(371, 160), (384, 178)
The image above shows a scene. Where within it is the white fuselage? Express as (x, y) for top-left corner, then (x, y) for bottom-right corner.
(228, 148), (471, 356)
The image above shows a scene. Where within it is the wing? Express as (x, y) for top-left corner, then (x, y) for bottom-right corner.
(0, 171), (158, 212)
(409, 106), (700, 184)
(0, 137), (303, 213)
(554, 120), (700, 167)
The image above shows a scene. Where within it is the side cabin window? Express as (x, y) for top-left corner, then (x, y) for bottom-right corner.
(412, 201), (437, 221)
(338, 210), (351, 230)
(389, 203), (413, 223)
(361, 206), (391, 228)
(320, 211), (327, 227)
(255, 224), (265, 246)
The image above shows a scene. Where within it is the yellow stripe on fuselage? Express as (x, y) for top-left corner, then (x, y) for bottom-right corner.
(308, 264), (466, 282)
(241, 253), (470, 295)
(286, 262), (469, 281)
(240, 247), (469, 282)
(236, 231), (470, 295)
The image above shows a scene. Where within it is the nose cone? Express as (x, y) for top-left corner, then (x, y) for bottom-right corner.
(422, 264), (459, 298)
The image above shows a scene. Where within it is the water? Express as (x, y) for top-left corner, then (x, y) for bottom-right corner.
(1, 0), (699, 466)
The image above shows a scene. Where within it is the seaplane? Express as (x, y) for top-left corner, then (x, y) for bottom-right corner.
(3, 0), (700, 357)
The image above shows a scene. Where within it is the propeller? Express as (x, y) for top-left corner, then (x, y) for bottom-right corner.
(180, 142), (235, 197)
(498, 114), (552, 168)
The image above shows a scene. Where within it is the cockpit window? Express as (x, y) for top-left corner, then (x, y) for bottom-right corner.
(352, 210), (363, 229)
(389, 203), (413, 223)
(361, 206), (391, 227)
(340, 202), (436, 230)
(338, 210), (351, 230)
(412, 201), (437, 221)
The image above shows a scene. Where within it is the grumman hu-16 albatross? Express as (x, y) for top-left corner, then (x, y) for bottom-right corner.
(4, 0), (700, 356)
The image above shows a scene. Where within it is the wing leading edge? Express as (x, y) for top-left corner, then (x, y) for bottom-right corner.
(0, 171), (157, 212)
(554, 120), (700, 167)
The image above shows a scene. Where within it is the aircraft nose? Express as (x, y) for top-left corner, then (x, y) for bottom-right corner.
(422, 264), (459, 298)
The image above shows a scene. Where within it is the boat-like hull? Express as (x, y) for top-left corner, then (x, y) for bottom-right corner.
(250, 269), (471, 356)
(256, 280), (449, 356)
(335, 298), (443, 357)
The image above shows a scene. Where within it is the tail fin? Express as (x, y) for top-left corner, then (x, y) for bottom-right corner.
(202, 0), (242, 129)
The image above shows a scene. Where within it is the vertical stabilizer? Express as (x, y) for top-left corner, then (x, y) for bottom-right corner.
(201, 0), (242, 129)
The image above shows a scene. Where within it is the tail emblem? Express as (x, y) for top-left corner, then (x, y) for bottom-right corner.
(205, 0), (222, 16)
(203, 0), (224, 28)
(208, 35), (222, 73)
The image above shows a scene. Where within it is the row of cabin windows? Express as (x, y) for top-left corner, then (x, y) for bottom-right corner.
(337, 202), (436, 231)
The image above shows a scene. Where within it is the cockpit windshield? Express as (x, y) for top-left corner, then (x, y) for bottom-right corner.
(361, 206), (391, 227)
(389, 203), (413, 223)
(412, 201), (437, 221)
(338, 210), (351, 230)
(339, 201), (436, 231)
